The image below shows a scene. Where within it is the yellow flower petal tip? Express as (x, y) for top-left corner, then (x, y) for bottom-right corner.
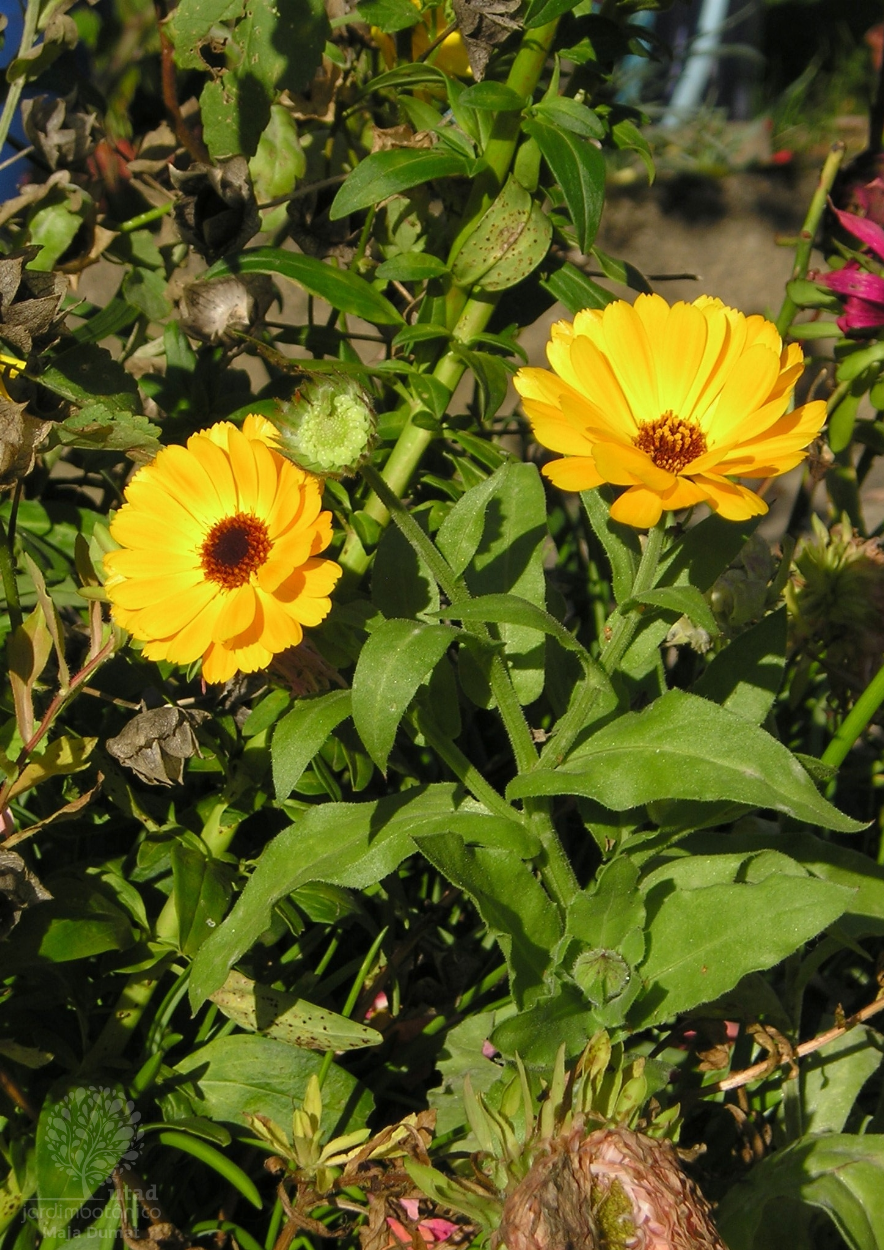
(104, 415), (341, 684)
(514, 293), (826, 528)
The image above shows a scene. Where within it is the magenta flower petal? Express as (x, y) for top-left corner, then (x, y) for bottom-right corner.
(837, 297), (884, 332)
(831, 204), (884, 261)
(820, 264), (884, 301)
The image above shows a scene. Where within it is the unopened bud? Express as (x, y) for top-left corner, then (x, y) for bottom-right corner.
(275, 376), (376, 477)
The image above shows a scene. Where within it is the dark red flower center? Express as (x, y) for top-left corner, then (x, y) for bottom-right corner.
(200, 512), (271, 589)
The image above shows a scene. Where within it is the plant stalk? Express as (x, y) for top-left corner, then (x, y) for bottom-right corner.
(775, 142), (846, 337)
(600, 516), (667, 675)
(0, 0), (41, 158)
(821, 658), (884, 769)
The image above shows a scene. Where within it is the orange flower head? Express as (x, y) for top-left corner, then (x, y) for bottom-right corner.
(514, 294), (827, 528)
(104, 414), (341, 684)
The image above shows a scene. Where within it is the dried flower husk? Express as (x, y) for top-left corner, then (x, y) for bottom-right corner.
(0, 248), (67, 357)
(495, 1125), (727, 1250)
(180, 273), (277, 344)
(106, 706), (211, 786)
(22, 91), (101, 171)
(452, 0), (521, 79)
(0, 849), (52, 940)
(170, 156), (261, 261)
(0, 399), (51, 489)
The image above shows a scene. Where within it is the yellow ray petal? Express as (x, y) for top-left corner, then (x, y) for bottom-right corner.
(542, 456), (604, 491)
(225, 425), (260, 511)
(610, 486), (664, 528)
(256, 587), (305, 652)
(703, 344), (781, 442)
(104, 547), (200, 579)
(149, 444), (225, 528)
(655, 301), (710, 416)
(127, 579), (218, 638)
(596, 300), (659, 423)
(214, 583), (260, 644)
(163, 594), (225, 662)
(188, 433), (238, 514)
(202, 641), (240, 685)
(568, 334), (638, 434)
(592, 440), (675, 489)
(108, 570), (203, 611)
(693, 473), (768, 520)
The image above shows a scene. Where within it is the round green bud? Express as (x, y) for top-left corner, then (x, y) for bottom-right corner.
(275, 376), (376, 477)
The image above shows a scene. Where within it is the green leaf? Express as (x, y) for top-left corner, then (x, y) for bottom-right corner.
(463, 462), (548, 705)
(523, 0), (584, 27)
(632, 584), (718, 634)
(631, 873), (853, 1028)
(541, 262), (615, 315)
(415, 834), (561, 1006)
(439, 593), (601, 678)
(351, 620), (459, 770)
(530, 97), (605, 138)
(452, 177), (533, 288)
(172, 843), (232, 956)
(35, 1083), (136, 1233)
(39, 344), (140, 413)
(693, 607), (786, 725)
(330, 150), (470, 220)
(209, 970), (382, 1050)
(356, 0), (421, 30)
(190, 784), (468, 1005)
(9, 877), (134, 967)
(458, 82), (526, 111)
(436, 468), (508, 577)
(203, 247), (403, 325)
(490, 982), (594, 1063)
(200, 0), (330, 157)
(168, 0), (244, 69)
(522, 118), (605, 252)
(452, 345), (510, 417)
(372, 520), (440, 620)
(375, 254), (449, 281)
(581, 486), (640, 605)
(173, 1035), (372, 1131)
(50, 405), (162, 462)
(366, 63), (449, 91)
(717, 1135), (884, 1250)
(506, 689), (864, 833)
(121, 267), (171, 321)
(272, 689), (352, 799)
(801, 1025), (883, 1135)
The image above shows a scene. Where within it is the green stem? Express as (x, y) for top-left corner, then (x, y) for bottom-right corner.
(82, 798), (241, 1071)
(0, 516), (22, 633)
(316, 927), (387, 1089)
(447, 20), (559, 266)
(821, 660), (884, 769)
(775, 142), (846, 337)
(0, 0), (40, 158)
(117, 202), (173, 233)
(600, 517), (667, 675)
(418, 709), (515, 822)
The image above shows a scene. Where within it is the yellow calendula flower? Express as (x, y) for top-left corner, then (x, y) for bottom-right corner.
(373, 1), (471, 78)
(514, 294), (827, 529)
(104, 415), (341, 685)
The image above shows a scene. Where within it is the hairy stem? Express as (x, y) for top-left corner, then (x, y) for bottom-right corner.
(600, 517), (668, 675)
(821, 658), (884, 769)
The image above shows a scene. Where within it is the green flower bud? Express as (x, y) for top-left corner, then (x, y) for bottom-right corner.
(275, 377), (376, 478)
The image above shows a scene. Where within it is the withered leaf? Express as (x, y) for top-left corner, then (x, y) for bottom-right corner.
(452, 0), (521, 80)
(0, 849), (52, 940)
(22, 92), (101, 171)
(106, 706), (210, 786)
(170, 156), (261, 262)
(0, 248), (67, 356)
(0, 401), (51, 489)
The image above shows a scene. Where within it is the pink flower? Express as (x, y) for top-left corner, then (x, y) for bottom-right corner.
(816, 202), (884, 332)
(386, 1200), (459, 1249)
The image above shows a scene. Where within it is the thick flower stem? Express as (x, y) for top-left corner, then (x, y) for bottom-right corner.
(600, 517), (668, 676)
(82, 800), (241, 1071)
(821, 658), (884, 769)
(418, 710), (515, 821)
(338, 293), (499, 580)
(775, 141), (847, 337)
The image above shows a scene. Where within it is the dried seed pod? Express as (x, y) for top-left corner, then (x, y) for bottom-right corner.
(106, 706), (210, 786)
(496, 1125), (727, 1250)
(0, 399), (51, 489)
(0, 849), (52, 940)
(22, 92), (101, 171)
(0, 248), (67, 357)
(170, 157), (261, 261)
(180, 273), (277, 344)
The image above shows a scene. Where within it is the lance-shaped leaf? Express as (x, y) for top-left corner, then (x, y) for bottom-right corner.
(507, 689), (864, 833)
(272, 689), (352, 799)
(210, 970), (382, 1050)
(330, 149), (471, 221)
(351, 620), (459, 771)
